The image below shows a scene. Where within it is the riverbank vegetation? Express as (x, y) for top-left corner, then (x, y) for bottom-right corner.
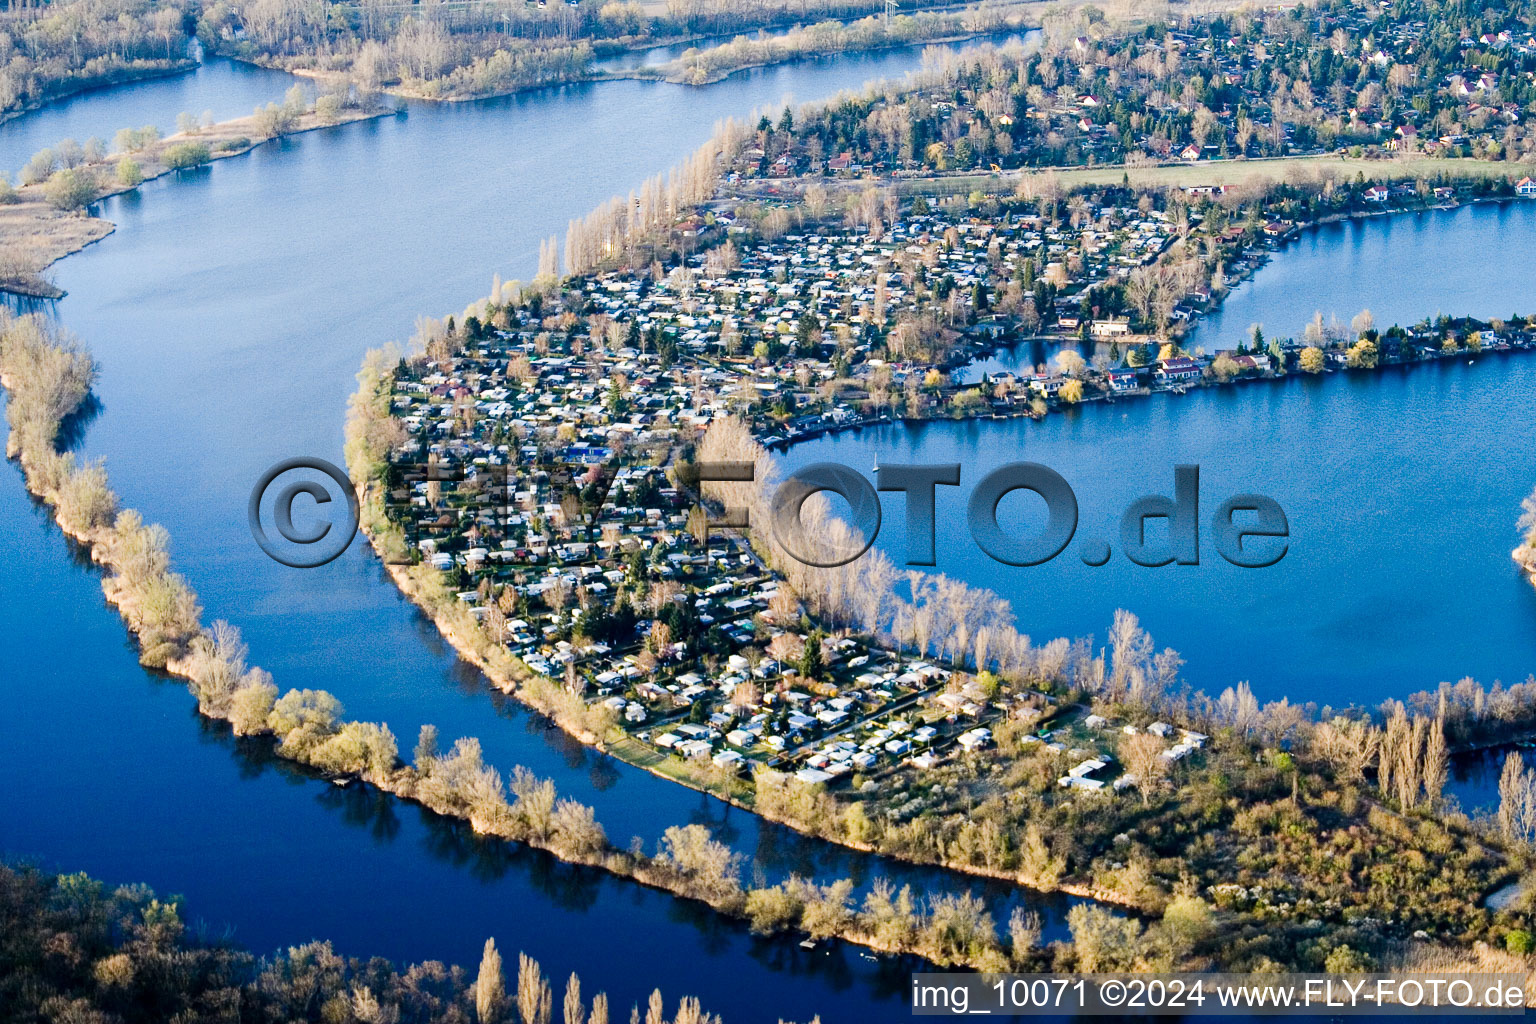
(0, 861), (726, 1024)
(193, 0), (979, 102)
(0, 0), (197, 122)
(1514, 485), (1536, 581)
(2, 311), (1069, 975)
(0, 88), (390, 297)
(650, 7), (1019, 86)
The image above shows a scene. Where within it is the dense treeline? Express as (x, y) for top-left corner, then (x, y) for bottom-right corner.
(749, 0), (1536, 174)
(656, 9), (1013, 86)
(0, 0), (195, 119)
(194, 0), (966, 101)
(198, 7), (598, 102)
(650, 0), (961, 39)
(0, 862), (728, 1024)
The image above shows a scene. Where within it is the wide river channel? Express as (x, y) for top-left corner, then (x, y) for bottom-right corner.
(2, 36), (1533, 1023)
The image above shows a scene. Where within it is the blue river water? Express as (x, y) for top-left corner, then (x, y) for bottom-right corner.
(3, 39), (1532, 1020)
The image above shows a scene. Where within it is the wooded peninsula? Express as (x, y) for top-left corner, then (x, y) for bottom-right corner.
(346, 0), (1536, 983)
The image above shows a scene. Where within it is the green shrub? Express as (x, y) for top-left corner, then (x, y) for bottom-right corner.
(215, 137), (250, 153)
(1323, 944), (1375, 973)
(162, 142), (211, 170)
(1506, 929), (1534, 955)
(252, 102), (294, 137)
(44, 168), (98, 211)
(21, 147), (57, 185)
(315, 93), (344, 123)
(116, 158), (143, 187)
(114, 125), (160, 153)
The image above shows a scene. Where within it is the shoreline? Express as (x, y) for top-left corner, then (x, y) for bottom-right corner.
(0, 103), (395, 298)
(622, 30), (997, 86)
(1, 347), (1032, 975)
(0, 60), (200, 129)
(366, 524), (1146, 911)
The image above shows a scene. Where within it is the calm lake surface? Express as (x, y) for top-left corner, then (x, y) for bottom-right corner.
(2, 44), (1074, 1023)
(2, 41), (1533, 1019)
(786, 205), (1536, 709)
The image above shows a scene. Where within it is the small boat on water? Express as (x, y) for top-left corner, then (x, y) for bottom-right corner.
(799, 938), (818, 951)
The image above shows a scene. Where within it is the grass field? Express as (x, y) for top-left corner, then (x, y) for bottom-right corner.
(894, 155), (1534, 197)
(605, 733), (757, 805)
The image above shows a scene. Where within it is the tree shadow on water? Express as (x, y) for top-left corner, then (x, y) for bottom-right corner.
(55, 393), (103, 453)
(316, 781), (402, 845)
(413, 809), (604, 912)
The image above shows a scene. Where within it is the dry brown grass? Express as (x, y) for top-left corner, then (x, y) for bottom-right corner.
(0, 201), (113, 294)
(1381, 939), (1535, 1006)
(892, 155), (1533, 197)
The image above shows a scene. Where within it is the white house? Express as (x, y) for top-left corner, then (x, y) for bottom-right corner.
(957, 727), (992, 751)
